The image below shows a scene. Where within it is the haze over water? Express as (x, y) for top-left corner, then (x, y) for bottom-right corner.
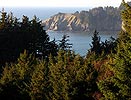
(4, 7), (90, 20)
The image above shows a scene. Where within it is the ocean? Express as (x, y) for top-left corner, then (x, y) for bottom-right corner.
(2, 7), (118, 56)
(48, 31), (118, 56)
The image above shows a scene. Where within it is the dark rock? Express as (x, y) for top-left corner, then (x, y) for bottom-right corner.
(42, 3), (127, 32)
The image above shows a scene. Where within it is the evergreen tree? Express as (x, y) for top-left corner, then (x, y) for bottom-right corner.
(71, 58), (98, 100)
(90, 30), (101, 55)
(121, 0), (131, 34)
(49, 50), (71, 100)
(98, 1), (131, 99)
(59, 34), (72, 51)
(49, 50), (98, 100)
(27, 60), (50, 100)
(0, 8), (7, 30)
(0, 11), (58, 65)
(98, 31), (131, 99)
(0, 51), (35, 100)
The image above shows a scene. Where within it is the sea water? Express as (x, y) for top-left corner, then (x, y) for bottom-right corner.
(48, 31), (118, 56)
(2, 7), (118, 56)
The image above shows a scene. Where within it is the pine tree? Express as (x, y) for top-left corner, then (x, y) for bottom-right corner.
(27, 60), (50, 100)
(90, 30), (101, 55)
(0, 51), (35, 100)
(49, 50), (70, 100)
(0, 8), (7, 30)
(59, 34), (72, 51)
(49, 50), (98, 100)
(121, 0), (131, 34)
(71, 58), (98, 100)
(98, 31), (131, 99)
(98, 1), (131, 99)
(0, 11), (58, 64)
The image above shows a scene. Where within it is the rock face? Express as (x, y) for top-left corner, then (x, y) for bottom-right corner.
(42, 6), (123, 32)
(42, 12), (89, 31)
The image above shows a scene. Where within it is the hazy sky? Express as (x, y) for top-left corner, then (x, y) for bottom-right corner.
(0, 0), (130, 8)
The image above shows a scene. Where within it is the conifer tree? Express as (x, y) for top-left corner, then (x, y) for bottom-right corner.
(98, 31), (131, 99)
(0, 11), (58, 64)
(49, 50), (70, 100)
(90, 30), (101, 55)
(0, 8), (7, 30)
(59, 34), (72, 51)
(0, 51), (35, 100)
(27, 60), (50, 100)
(49, 50), (98, 100)
(71, 58), (98, 100)
(121, 0), (131, 34)
(98, 1), (131, 99)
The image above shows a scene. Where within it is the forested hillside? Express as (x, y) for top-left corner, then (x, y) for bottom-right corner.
(0, 0), (131, 100)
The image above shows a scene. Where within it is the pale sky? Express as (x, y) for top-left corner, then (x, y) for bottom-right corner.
(0, 0), (130, 8)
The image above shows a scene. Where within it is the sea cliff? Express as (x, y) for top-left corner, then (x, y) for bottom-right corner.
(42, 2), (131, 32)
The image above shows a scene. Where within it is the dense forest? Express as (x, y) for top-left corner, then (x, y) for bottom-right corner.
(0, 0), (131, 100)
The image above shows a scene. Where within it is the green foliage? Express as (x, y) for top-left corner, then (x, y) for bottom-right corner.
(0, 11), (58, 65)
(73, 59), (98, 100)
(121, 0), (131, 34)
(0, 50), (35, 99)
(0, 51), (51, 100)
(49, 50), (71, 100)
(90, 30), (101, 55)
(0, 49), (99, 100)
(89, 30), (117, 58)
(95, 2), (131, 99)
(49, 50), (98, 100)
(58, 34), (72, 51)
(98, 2), (131, 98)
(98, 31), (131, 99)
(1, 1), (131, 100)
(27, 60), (50, 100)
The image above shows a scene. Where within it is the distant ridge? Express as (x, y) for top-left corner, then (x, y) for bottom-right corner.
(42, 2), (131, 32)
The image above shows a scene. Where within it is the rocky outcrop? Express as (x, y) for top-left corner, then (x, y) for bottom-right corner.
(42, 6), (124, 32)
(42, 12), (89, 31)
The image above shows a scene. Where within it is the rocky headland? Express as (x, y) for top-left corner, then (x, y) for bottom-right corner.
(42, 2), (131, 32)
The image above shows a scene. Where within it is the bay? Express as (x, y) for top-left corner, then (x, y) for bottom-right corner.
(2, 7), (119, 56)
(48, 31), (118, 56)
